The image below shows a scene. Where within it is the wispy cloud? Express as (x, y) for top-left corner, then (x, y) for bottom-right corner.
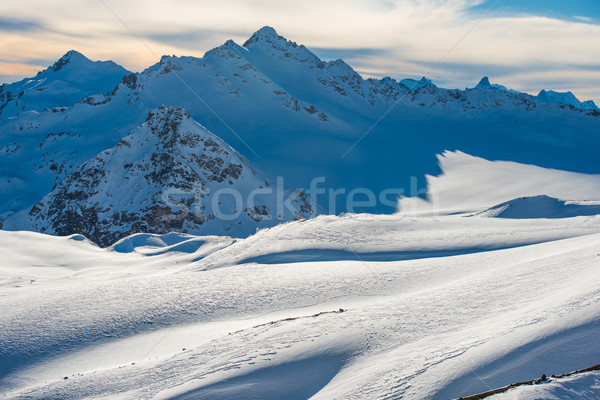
(311, 48), (391, 62)
(0, 16), (44, 32)
(143, 28), (249, 50)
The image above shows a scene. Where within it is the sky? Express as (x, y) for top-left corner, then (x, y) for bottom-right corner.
(1, 0), (599, 104)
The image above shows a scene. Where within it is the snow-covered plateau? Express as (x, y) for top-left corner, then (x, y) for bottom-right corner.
(1, 26), (600, 399)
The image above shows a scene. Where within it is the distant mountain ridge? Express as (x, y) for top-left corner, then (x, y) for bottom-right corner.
(0, 50), (129, 118)
(536, 89), (598, 110)
(1, 26), (599, 245)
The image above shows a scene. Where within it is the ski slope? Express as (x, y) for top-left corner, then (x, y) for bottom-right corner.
(1, 211), (600, 399)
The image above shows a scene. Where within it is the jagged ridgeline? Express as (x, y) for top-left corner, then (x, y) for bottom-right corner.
(1, 26), (599, 245)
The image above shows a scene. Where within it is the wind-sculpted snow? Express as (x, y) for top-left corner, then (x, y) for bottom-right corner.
(1, 213), (600, 399)
(477, 195), (600, 219)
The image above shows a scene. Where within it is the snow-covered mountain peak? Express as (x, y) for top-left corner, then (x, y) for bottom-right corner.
(159, 54), (175, 64)
(536, 89), (598, 110)
(0, 51), (129, 118)
(48, 50), (89, 73)
(140, 106), (229, 153)
(144, 105), (191, 137)
(477, 76), (491, 87)
(473, 76), (508, 91)
(241, 26), (321, 64)
(243, 26), (285, 47)
(419, 77), (435, 86)
(400, 76), (437, 91)
(41, 50), (125, 78)
(582, 100), (598, 110)
(136, 105), (247, 162)
(324, 59), (358, 76)
(146, 104), (189, 122)
(146, 54), (207, 77)
(203, 39), (245, 61)
(24, 105), (313, 246)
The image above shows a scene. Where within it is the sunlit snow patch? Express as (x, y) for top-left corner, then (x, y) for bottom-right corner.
(476, 195), (600, 219)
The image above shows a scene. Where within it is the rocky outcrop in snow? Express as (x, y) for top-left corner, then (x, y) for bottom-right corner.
(27, 106), (313, 246)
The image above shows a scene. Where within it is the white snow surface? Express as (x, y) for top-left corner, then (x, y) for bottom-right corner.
(488, 371), (600, 399)
(397, 150), (600, 216)
(477, 195), (600, 219)
(2, 210), (600, 399)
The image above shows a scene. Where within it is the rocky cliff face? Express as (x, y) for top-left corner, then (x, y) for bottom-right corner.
(27, 106), (313, 246)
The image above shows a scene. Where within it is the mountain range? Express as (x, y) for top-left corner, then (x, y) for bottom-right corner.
(1, 26), (599, 246)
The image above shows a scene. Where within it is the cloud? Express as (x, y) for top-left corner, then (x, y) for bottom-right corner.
(0, 17), (44, 32)
(0, 61), (47, 82)
(144, 28), (249, 51)
(311, 48), (391, 62)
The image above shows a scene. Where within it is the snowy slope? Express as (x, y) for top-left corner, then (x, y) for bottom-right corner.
(1, 26), (600, 228)
(0, 50), (129, 118)
(18, 106), (312, 246)
(397, 150), (600, 216)
(488, 371), (600, 399)
(1, 212), (600, 399)
(477, 195), (600, 219)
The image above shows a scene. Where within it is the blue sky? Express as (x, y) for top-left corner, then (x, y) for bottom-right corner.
(470, 0), (600, 22)
(1, 0), (599, 104)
